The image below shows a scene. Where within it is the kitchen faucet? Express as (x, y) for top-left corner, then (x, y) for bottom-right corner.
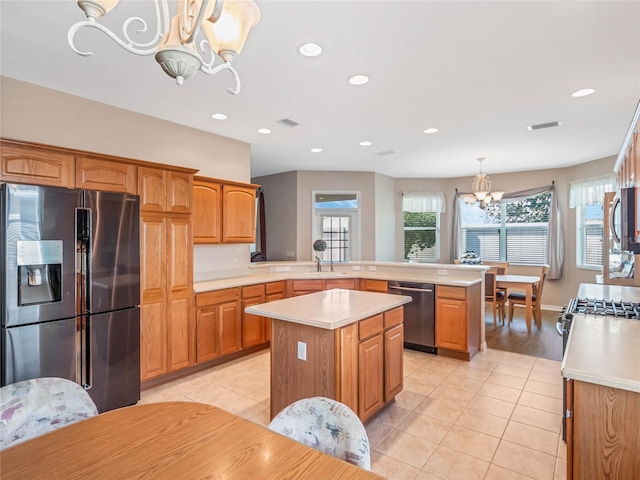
(314, 256), (322, 272)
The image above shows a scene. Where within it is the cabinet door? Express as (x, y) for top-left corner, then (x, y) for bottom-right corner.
(1, 144), (75, 187)
(265, 289), (285, 341)
(138, 167), (166, 212)
(140, 301), (167, 380)
(337, 323), (358, 413)
(193, 181), (222, 243)
(242, 297), (266, 348)
(358, 334), (384, 423)
(196, 306), (219, 363)
(167, 171), (192, 213)
(166, 215), (194, 370)
(435, 298), (467, 351)
(76, 157), (136, 193)
(384, 324), (404, 401)
(218, 300), (242, 356)
(222, 184), (256, 243)
(361, 279), (388, 293)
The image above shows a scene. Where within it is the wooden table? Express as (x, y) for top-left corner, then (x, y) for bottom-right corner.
(496, 274), (540, 333)
(0, 402), (383, 480)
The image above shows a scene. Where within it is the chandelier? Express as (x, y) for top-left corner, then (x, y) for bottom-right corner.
(462, 158), (504, 206)
(68, 0), (261, 95)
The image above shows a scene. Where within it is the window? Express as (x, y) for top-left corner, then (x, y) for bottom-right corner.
(403, 192), (445, 262)
(569, 175), (615, 270)
(460, 192), (551, 264)
(312, 192), (359, 262)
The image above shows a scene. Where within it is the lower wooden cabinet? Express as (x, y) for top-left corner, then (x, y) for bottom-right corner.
(435, 284), (481, 361)
(360, 279), (388, 293)
(196, 288), (242, 363)
(242, 285), (266, 348)
(265, 281), (286, 341)
(358, 331), (384, 422)
(384, 323), (404, 401)
(290, 279), (324, 297)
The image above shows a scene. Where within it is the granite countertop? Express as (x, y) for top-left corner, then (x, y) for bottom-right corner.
(561, 314), (640, 393)
(194, 270), (482, 293)
(244, 288), (412, 330)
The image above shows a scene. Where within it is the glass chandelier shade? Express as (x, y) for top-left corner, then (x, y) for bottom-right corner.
(463, 158), (504, 206)
(69, 0), (260, 94)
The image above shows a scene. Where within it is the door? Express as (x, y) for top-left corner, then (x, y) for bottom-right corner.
(85, 190), (140, 314)
(87, 308), (140, 413)
(2, 184), (79, 327)
(1, 318), (77, 385)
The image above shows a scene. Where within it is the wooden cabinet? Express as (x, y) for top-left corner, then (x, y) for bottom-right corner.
(325, 278), (359, 290)
(139, 166), (192, 213)
(290, 279), (324, 297)
(360, 279), (388, 293)
(192, 177), (258, 244)
(76, 156), (136, 193)
(195, 288), (242, 363)
(242, 284), (266, 348)
(566, 379), (640, 479)
(140, 212), (194, 380)
(265, 281), (286, 341)
(384, 308), (404, 401)
(193, 179), (222, 243)
(435, 284), (481, 361)
(0, 142), (75, 187)
(358, 315), (384, 423)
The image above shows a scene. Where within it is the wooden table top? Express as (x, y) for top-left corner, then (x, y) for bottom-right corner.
(1, 402), (383, 480)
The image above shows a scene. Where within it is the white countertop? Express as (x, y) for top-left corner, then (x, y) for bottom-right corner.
(562, 314), (640, 393)
(577, 283), (640, 303)
(244, 289), (412, 330)
(194, 271), (482, 293)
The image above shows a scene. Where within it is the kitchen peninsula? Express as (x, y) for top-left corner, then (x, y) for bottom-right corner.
(245, 289), (411, 423)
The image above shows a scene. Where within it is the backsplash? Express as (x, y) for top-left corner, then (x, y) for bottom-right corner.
(193, 244), (251, 281)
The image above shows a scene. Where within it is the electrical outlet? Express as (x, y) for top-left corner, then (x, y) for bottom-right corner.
(352, 265), (361, 271)
(232, 258), (238, 267)
(297, 341), (307, 361)
(284, 266), (292, 271)
(368, 266), (377, 271)
(275, 266), (285, 272)
(285, 250), (295, 258)
(438, 269), (448, 275)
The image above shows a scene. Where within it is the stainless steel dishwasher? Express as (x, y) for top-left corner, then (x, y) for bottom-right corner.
(388, 281), (436, 354)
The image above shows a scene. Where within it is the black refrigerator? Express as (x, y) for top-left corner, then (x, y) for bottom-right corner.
(1, 183), (141, 413)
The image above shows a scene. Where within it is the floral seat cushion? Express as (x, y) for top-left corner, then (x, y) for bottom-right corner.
(0, 377), (98, 450)
(268, 396), (371, 470)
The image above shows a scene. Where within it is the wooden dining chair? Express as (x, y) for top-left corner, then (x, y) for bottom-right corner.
(485, 266), (506, 328)
(508, 265), (549, 327)
(268, 396), (371, 470)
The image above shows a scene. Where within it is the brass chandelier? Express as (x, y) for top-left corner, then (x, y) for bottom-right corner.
(68, 0), (260, 95)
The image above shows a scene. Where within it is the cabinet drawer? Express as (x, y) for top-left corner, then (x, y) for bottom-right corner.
(325, 278), (358, 290)
(361, 279), (388, 293)
(265, 281), (286, 295)
(196, 288), (240, 307)
(291, 280), (324, 292)
(359, 314), (383, 340)
(242, 284), (265, 299)
(384, 307), (404, 329)
(437, 285), (466, 300)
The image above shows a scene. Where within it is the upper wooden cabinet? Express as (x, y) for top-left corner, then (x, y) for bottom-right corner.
(76, 156), (136, 194)
(139, 166), (193, 213)
(193, 176), (258, 244)
(193, 179), (222, 243)
(1, 142), (75, 187)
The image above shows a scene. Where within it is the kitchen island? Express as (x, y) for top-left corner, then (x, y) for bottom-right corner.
(561, 283), (640, 479)
(245, 289), (411, 423)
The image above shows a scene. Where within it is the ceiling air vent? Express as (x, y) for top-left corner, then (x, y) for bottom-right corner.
(527, 121), (562, 131)
(277, 118), (300, 128)
(375, 150), (396, 156)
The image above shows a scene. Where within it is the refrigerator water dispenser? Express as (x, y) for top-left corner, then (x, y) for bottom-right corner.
(16, 240), (63, 306)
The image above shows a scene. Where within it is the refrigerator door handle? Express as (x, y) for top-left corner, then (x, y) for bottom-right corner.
(80, 315), (92, 390)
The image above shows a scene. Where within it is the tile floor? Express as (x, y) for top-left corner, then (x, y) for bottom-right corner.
(140, 348), (567, 480)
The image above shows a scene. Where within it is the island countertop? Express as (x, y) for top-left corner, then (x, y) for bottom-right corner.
(245, 288), (412, 330)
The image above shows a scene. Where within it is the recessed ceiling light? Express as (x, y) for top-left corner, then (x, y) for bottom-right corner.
(311, 148), (323, 153)
(360, 141), (372, 146)
(211, 113), (228, 120)
(572, 88), (596, 98)
(298, 43), (322, 57)
(258, 128), (271, 134)
(348, 74), (369, 86)
(423, 128), (439, 134)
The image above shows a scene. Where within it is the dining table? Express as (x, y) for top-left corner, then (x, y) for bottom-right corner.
(496, 274), (541, 333)
(0, 401), (383, 480)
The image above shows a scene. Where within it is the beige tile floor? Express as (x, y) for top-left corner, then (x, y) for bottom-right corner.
(140, 348), (567, 480)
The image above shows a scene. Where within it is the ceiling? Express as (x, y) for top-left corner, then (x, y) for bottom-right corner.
(1, 1), (639, 179)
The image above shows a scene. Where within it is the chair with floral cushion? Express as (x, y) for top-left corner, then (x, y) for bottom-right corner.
(0, 377), (98, 450)
(268, 396), (371, 470)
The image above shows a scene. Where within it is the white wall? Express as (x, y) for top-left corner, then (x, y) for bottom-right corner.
(0, 77), (253, 276)
(374, 173), (396, 261)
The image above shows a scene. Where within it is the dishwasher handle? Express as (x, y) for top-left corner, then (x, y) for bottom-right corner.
(389, 286), (433, 293)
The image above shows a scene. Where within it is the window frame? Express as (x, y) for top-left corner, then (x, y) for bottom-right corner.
(575, 202), (604, 271)
(403, 211), (441, 263)
(311, 191), (361, 262)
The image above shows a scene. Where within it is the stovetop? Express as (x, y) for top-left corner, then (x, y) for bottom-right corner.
(563, 297), (640, 320)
